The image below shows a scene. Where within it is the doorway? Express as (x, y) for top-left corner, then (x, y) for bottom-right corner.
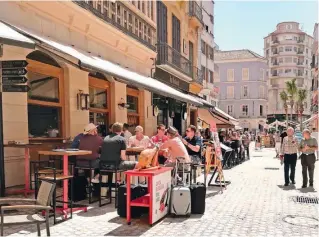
(173, 112), (182, 135)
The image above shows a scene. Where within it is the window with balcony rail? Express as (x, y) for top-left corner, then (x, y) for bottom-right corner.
(156, 42), (192, 77)
(73, 0), (156, 51)
(201, 40), (206, 55)
(188, 1), (203, 23)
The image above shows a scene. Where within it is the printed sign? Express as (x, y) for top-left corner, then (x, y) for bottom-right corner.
(152, 171), (171, 224)
(210, 120), (223, 160)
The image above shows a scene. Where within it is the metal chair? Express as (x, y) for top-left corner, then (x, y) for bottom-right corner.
(0, 181), (55, 236)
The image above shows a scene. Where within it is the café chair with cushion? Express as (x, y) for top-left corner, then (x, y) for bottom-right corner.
(0, 181), (55, 236)
(35, 168), (73, 224)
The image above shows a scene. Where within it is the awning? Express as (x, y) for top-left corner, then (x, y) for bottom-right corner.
(198, 108), (234, 129)
(213, 107), (238, 122)
(189, 95), (213, 108)
(303, 114), (318, 124)
(3, 21), (202, 106)
(0, 22), (35, 49)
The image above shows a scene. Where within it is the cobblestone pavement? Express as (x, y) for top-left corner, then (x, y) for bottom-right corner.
(4, 147), (319, 236)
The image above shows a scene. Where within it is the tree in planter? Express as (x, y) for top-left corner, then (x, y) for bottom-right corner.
(286, 78), (298, 122)
(297, 89), (308, 131)
(280, 90), (289, 128)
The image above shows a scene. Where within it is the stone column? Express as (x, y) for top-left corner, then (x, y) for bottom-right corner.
(1, 45), (32, 187)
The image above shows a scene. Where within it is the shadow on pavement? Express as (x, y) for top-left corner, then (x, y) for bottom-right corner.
(297, 187), (317, 193)
(105, 216), (151, 236)
(277, 184), (296, 191)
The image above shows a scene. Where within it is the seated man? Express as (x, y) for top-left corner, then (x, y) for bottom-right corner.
(182, 125), (202, 164)
(100, 122), (137, 170)
(77, 123), (103, 181)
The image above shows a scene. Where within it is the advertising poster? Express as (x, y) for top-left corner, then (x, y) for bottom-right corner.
(210, 121), (223, 160)
(152, 171), (171, 224)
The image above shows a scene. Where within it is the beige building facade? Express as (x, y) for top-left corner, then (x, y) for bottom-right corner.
(0, 1), (204, 187)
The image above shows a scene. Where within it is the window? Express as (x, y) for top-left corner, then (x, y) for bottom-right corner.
(260, 105), (264, 116)
(260, 68), (264, 80)
(127, 95), (138, 113)
(285, 46), (292, 52)
(242, 105), (248, 116)
(227, 86), (234, 98)
(227, 105), (233, 115)
(209, 47), (214, 60)
(293, 47), (297, 52)
(242, 68), (249, 81)
(279, 58), (283, 63)
(201, 40), (206, 54)
(203, 95), (207, 100)
(285, 69), (292, 73)
(209, 70), (214, 83)
(294, 36), (298, 41)
(242, 85), (248, 98)
(150, 1), (154, 20)
(293, 58), (297, 63)
(227, 69), (234, 81)
(89, 76), (110, 137)
(201, 66), (206, 81)
(137, 0), (140, 10)
(306, 48), (308, 54)
(27, 58), (64, 139)
(259, 85), (265, 98)
(279, 47), (283, 52)
(306, 59), (308, 65)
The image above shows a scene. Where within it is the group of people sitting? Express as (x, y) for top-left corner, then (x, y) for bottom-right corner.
(70, 122), (204, 183)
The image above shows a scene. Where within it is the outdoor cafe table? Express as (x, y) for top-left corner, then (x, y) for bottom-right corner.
(37, 150), (92, 216)
(126, 147), (144, 158)
(4, 143), (45, 197)
(125, 167), (173, 226)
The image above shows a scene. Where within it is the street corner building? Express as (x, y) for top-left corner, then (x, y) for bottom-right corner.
(214, 49), (268, 132)
(0, 1), (230, 189)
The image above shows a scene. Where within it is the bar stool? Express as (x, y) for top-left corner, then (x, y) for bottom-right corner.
(98, 160), (125, 208)
(74, 158), (98, 204)
(35, 167), (74, 224)
(30, 155), (63, 190)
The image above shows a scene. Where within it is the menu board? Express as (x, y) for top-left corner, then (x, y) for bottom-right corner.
(152, 171), (171, 224)
(210, 121), (223, 161)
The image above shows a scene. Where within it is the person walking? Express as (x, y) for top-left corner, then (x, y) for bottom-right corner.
(299, 129), (318, 188)
(274, 131), (281, 158)
(280, 127), (298, 186)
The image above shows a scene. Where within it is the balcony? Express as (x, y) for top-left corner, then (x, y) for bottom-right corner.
(279, 72), (296, 77)
(73, 0), (156, 51)
(297, 51), (304, 55)
(297, 39), (304, 43)
(271, 73), (278, 77)
(188, 1), (203, 27)
(191, 66), (203, 85)
(272, 51), (278, 55)
(272, 40), (279, 44)
(156, 42), (192, 79)
(297, 61), (304, 65)
(272, 61), (279, 66)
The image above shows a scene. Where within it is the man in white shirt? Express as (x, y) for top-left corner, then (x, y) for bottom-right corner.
(123, 123), (132, 145)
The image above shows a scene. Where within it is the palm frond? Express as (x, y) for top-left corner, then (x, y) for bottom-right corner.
(297, 89), (307, 103)
(286, 78), (298, 98)
(279, 90), (288, 101)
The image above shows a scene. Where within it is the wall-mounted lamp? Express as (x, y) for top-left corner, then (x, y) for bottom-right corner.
(77, 90), (89, 110)
(118, 98), (130, 109)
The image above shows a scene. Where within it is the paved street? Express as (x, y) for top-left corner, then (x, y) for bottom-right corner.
(4, 147), (319, 236)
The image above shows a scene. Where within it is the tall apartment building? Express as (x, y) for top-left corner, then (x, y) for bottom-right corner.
(264, 22), (313, 122)
(154, 0), (203, 134)
(309, 23), (318, 131)
(0, 0), (204, 187)
(199, 0), (218, 106)
(215, 50), (268, 131)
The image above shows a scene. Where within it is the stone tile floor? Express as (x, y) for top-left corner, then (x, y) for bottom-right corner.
(3, 147), (319, 236)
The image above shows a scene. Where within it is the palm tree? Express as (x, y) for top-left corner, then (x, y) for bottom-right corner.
(280, 90), (289, 127)
(286, 78), (298, 121)
(297, 89), (308, 131)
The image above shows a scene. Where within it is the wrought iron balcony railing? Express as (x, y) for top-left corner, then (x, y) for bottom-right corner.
(188, 1), (203, 23)
(156, 42), (192, 78)
(192, 66), (203, 85)
(73, 0), (156, 51)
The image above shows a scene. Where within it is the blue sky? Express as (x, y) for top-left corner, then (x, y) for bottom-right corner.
(214, 0), (318, 56)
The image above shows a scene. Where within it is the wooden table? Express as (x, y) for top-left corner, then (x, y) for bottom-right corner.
(4, 143), (45, 197)
(37, 150), (92, 216)
(126, 147), (144, 157)
(125, 167), (172, 226)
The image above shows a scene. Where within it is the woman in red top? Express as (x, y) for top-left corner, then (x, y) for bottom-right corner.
(151, 124), (169, 164)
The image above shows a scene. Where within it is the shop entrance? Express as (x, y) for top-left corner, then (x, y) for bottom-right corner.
(173, 112), (182, 135)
